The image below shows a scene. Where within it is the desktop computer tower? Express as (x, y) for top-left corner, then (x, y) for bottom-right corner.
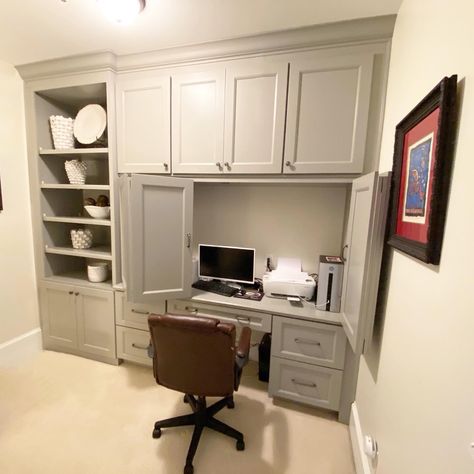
(316, 255), (344, 312)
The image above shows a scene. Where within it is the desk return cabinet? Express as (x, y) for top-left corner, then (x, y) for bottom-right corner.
(119, 172), (390, 418)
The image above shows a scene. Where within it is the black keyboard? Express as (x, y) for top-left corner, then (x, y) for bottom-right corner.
(192, 280), (239, 297)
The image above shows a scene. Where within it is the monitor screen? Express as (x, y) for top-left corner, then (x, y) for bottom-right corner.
(198, 244), (255, 284)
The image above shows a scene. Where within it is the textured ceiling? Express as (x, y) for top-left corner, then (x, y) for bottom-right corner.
(0, 0), (401, 66)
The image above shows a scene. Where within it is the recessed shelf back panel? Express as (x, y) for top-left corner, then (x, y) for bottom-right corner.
(43, 221), (110, 248)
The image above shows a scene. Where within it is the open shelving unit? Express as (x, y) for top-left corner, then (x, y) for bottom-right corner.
(32, 81), (116, 289)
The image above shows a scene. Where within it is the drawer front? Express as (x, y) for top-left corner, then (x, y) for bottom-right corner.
(115, 292), (166, 331)
(269, 357), (342, 411)
(116, 326), (152, 367)
(168, 299), (272, 332)
(272, 316), (346, 370)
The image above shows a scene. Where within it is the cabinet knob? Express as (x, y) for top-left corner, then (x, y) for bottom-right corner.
(216, 162), (223, 170)
(163, 163), (169, 170)
(224, 162), (231, 170)
(285, 161), (293, 167)
(74, 292), (79, 296)
(68, 291), (73, 295)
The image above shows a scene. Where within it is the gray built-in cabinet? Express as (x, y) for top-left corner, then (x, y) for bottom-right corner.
(115, 45), (380, 175)
(18, 16), (396, 419)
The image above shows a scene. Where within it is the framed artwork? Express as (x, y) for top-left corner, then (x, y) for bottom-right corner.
(387, 75), (458, 265)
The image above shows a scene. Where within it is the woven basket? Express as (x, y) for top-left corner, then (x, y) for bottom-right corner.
(70, 229), (93, 249)
(65, 160), (87, 184)
(50, 115), (75, 149)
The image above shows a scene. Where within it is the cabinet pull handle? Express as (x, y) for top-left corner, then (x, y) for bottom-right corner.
(132, 343), (149, 350)
(291, 378), (317, 388)
(131, 309), (150, 315)
(342, 244), (349, 262)
(185, 233), (191, 248)
(216, 162), (223, 170)
(224, 162), (231, 170)
(294, 337), (321, 346)
(185, 306), (198, 314)
(237, 316), (251, 324)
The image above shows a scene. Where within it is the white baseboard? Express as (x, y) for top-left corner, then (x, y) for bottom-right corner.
(0, 328), (42, 367)
(350, 402), (372, 474)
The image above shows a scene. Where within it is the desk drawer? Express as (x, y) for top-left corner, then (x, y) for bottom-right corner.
(272, 316), (346, 370)
(116, 326), (152, 367)
(269, 357), (342, 411)
(115, 292), (166, 331)
(168, 299), (272, 333)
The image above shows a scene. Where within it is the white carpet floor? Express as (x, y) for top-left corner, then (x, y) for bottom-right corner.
(0, 351), (355, 474)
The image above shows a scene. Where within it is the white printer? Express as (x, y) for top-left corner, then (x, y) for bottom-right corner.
(262, 257), (316, 300)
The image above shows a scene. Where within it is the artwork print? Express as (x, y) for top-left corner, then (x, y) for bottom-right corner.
(402, 133), (433, 224)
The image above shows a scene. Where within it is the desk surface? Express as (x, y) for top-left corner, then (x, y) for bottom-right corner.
(189, 290), (342, 326)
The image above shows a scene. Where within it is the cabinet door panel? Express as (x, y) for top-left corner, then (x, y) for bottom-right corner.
(341, 172), (390, 353)
(40, 282), (76, 349)
(224, 60), (288, 174)
(172, 69), (225, 174)
(128, 174), (193, 303)
(116, 74), (171, 173)
(284, 53), (373, 174)
(76, 287), (115, 357)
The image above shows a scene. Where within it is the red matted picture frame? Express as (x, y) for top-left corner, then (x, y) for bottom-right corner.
(387, 75), (458, 265)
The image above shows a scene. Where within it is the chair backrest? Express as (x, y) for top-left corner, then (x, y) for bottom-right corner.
(148, 313), (236, 397)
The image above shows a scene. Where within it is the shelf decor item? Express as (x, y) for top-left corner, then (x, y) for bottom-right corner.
(49, 115), (75, 149)
(65, 159), (87, 184)
(74, 104), (107, 146)
(84, 205), (110, 219)
(387, 75), (458, 265)
(87, 262), (108, 283)
(70, 228), (93, 249)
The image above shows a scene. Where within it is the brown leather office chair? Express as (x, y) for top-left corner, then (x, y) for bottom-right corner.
(148, 313), (251, 474)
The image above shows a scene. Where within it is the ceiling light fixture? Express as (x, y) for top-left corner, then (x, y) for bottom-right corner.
(99, 0), (146, 24)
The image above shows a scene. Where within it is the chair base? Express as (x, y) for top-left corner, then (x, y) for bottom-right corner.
(153, 394), (245, 474)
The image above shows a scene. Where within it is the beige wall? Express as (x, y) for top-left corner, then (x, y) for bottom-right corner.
(194, 183), (348, 277)
(0, 60), (39, 344)
(355, 0), (474, 473)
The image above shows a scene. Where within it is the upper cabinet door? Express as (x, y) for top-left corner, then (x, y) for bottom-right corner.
(284, 53), (374, 174)
(340, 172), (390, 354)
(172, 68), (225, 174)
(128, 174), (193, 304)
(223, 59), (288, 174)
(116, 74), (171, 174)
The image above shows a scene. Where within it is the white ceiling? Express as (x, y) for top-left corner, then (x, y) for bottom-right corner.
(0, 0), (401, 66)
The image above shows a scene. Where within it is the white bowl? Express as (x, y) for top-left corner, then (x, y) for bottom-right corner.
(87, 263), (109, 283)
(84, 205), (110, 219)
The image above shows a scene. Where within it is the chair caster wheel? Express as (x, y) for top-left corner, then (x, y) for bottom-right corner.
(152, 428), (162, 439)
(183, 395), (189, 403)
(184, 463), (194, 474)
(236, 439), (245, 451)
(226, 399), (235, 409)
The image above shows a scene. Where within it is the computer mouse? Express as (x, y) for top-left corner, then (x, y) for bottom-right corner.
(239, 288), (246, 296)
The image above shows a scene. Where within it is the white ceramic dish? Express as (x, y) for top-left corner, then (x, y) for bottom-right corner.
(84, 205), (110, 219)
(74, 104), (107, 145)
(87, 263), (108, 283)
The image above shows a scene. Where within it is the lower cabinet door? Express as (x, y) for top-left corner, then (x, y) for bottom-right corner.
(269, 357), (343, 411)
(40, 282), (77, 350)
(75, 287), (116, 358)
(116, 326), (152, 367)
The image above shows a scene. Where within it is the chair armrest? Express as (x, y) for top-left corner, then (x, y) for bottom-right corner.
(236, 326), (251, 360)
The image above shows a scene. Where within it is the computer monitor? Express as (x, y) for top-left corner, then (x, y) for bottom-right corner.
(198, 244), (255, 285)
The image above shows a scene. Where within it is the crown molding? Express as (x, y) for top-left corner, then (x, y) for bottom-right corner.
(16, 15), (395, 81)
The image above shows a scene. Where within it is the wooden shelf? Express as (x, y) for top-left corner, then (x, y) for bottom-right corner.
(39, 147), (109, 157)
(43, 215), (111, 226)
(45, 245), (112, 260)
(44, 272), (112, 290)
(40, 183), (110, 190)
